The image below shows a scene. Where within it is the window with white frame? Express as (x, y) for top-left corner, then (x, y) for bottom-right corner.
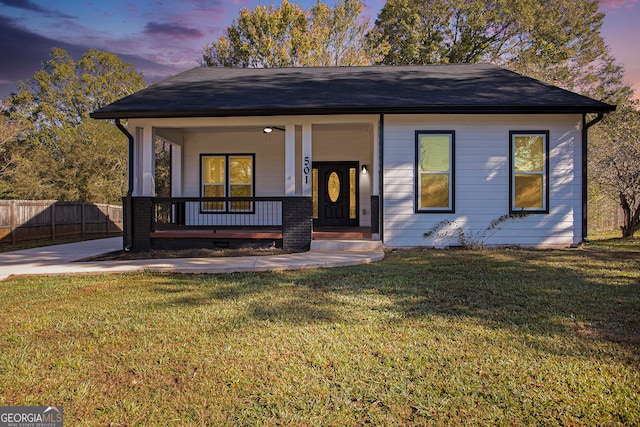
(415, 131), (455, 212)
(201, 154), (254, 212)
(509, 131), (549, 213)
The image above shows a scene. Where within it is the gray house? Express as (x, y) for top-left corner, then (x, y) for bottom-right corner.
(91, 64), (614, 251)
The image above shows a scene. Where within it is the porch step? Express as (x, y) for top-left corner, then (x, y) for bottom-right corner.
(310, 239), (383, 252)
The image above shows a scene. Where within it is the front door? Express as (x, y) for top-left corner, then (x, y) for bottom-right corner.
(313, 162), (358, 227)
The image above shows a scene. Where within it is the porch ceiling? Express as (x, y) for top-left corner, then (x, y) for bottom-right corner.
(155, 123), (372, 135)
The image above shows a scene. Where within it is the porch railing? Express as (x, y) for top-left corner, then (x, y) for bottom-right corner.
(152, 197), (284, 231)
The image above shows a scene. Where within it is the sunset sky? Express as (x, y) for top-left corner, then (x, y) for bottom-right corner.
(0, 0), (638, 99)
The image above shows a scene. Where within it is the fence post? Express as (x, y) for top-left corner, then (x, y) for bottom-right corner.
(51, 201), (56, 240)
(81, 203), (86, 237)
(10, 200), (16, 245)
(104, 204), (109, 234)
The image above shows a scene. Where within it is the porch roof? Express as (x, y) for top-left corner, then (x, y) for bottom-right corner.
(91, 63), (614, 119)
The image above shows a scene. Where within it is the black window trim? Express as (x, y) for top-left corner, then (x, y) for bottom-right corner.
(414, 130), (456, 214)
(508, 130), (550, 214)
(200, 153), (256, 214)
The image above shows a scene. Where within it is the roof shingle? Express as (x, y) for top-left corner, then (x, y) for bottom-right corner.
(90, 63), (614, 119)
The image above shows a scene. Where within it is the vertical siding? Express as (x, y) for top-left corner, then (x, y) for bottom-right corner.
(383, 114), (583, 247)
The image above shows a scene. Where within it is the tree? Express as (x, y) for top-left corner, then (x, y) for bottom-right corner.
(370, 0), (619, 97)
(202, 0), (384, 68)
(306, 0), (383, 66)
(590, 102), (640, 238)
(1, 48), (145, 203)
(0, 102), (24, 146)
(370, 0), (521, 65)
(202, 0), (309, 68)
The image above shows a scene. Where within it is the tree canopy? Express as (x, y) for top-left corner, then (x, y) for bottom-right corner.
(370, 0), (625, 98)
(1, 48), (145, 203)
(202, 0), (385, 67)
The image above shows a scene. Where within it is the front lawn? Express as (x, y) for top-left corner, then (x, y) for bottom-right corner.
(1, 239), (638, 426)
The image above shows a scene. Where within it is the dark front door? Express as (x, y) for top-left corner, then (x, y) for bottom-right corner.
(313, 162), (358, 227)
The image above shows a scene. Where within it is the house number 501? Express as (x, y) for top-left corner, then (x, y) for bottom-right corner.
(303, 157), (310, 184)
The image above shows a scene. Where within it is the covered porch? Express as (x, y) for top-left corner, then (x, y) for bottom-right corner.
(123, 115), (381, 251)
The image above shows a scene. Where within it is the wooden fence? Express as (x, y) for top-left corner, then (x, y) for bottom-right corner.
(588, 196), (625, 237)
(0, 200), (122, 245)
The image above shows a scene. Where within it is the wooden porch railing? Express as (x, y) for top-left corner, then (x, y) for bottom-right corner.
(152, 197), (284, 231)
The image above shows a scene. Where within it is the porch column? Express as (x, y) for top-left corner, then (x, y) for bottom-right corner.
(171, 144), (182, 197)
(134, 126), (155, 197)
(285, 124), (296, 196)
(372, 118), (381, 237)
(372, 119), (380, 196)
(301, 123), (312, 196)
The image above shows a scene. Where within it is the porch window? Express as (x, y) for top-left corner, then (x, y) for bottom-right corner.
(201, 154), (254, 212)
(415, 131), (455, 212)
(509, 131), (549, 213)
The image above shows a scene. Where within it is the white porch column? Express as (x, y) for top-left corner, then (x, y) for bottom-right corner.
(133, 125), (155, 197)
(301, 123), (312, 196)
(170, 144), (182, 197)
(372, 119), (380, 196)
(285, 124), (296, 196)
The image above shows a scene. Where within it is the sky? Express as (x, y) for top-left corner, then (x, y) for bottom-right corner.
(0, 0), (638, 100)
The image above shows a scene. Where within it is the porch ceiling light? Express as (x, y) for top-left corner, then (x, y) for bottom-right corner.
(263, 126), (285, 133)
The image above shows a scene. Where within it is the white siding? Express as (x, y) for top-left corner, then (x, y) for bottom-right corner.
(180, 129), (285, 227)
(383, 114), (583, 247)
(182, 129), (285, 198)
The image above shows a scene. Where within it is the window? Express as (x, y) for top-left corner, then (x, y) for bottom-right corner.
(509, 131), (549, 213)
(201, 154), (254, 212)
(415, 131), (455, 212)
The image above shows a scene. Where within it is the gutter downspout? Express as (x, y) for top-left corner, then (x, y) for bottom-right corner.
(379, 114), (384, 243)
(582, 112), (605, 243)
(115, 118), (134, 251)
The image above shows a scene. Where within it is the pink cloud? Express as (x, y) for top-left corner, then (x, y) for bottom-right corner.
(600, 0), (638, 9)
(125, 2), (138, 13)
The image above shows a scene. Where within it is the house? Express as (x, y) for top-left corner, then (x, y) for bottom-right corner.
(90, 64), (614, 251)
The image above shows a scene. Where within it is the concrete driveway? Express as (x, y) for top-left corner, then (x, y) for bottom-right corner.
(0, 237), (384, 281)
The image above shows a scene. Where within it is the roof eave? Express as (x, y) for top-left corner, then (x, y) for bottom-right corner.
(90, 104), (616, 120)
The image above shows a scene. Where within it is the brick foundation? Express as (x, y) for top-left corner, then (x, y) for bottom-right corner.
(130, 197), (153, 251)
(282, 197), (312, 251)
(371, 196), (380, 235)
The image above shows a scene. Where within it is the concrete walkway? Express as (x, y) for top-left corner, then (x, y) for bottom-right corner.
(0, 237), (385, 281)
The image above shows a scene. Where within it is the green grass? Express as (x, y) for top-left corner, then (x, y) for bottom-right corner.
(1, 239), (639, 426)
